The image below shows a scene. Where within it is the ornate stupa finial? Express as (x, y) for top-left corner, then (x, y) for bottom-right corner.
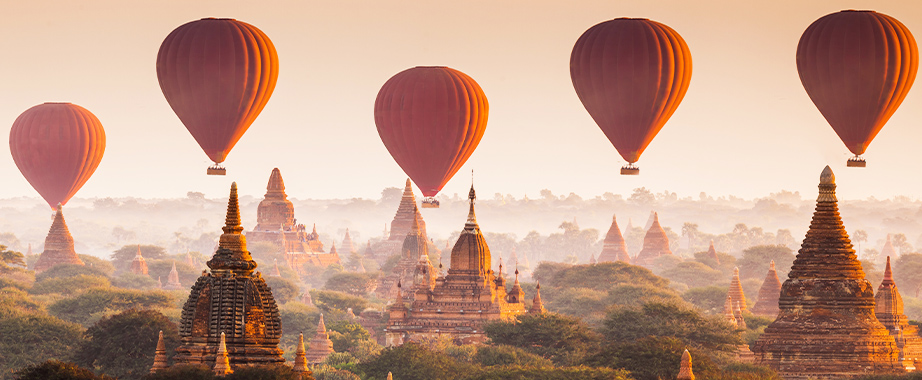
(213, 332), (233, 375)
(529, 281), (546, 314)
(464, 184), (479, 231)
(150, 330), (169, 374)
(207, 182), (257, 274)
(883, 256), (895, 287)
(817, 165), (837, 202)
(677, 349), (695, 380)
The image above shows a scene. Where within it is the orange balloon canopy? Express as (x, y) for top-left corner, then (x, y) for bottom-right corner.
(156, 18), (279, 165)
(374, 67), (489, 198)
(9, 103), (106, 210)
(570, 18), (692, 165)
(797, 10), (918, 157)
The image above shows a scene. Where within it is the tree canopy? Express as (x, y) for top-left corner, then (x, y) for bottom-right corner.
(601, 301), (742, 352)
(75, 309), (180, 380)
(48, 288), (174, 326)
(483, 312), (599, 365)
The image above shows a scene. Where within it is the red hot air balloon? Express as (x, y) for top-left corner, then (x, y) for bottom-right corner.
(374, 66), (489, 208)
(9, 103), (106, 210)
(797, 10), (918, 167)
(570, 18), (692, 175)
(156, 18), (279, 175)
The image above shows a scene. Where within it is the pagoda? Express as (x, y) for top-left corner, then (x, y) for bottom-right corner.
(376, 207), (429, 301)
(372, 179), (428, 260)
(752, 166), (901, 379)
(33, 206), (84, 273)
(751, 260), (782, 317)
(882, 234), (897, 259)
(728, 267), (747, 314)
(340, 229), (357, 255)
(706, 240), (720, 265)
(597, 215), (630, 263)
(677, 349), (695, 380)
(633, 212), (672, 268)
(876, 256), (922, 370)
(304, 314), (334, 365)
(173, 183), (285, 368)
(245, 168), (337, 271)
(385, 186), (528, 345)
(130, 245), (149, 276)
(163, 262), (183, 290)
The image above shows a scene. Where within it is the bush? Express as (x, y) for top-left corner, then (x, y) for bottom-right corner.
(461, 366), (631, 380)
(48, 288), (174, 326)
(583, 336), (719, 380)
(0, 311), (86, 377)
(265, 276), (300, 304)
(357, 342), (475, 380)
(78, 254), (116, 276)
(35, 264), (109, 282)
(143, 364), (215, 380)
(601, 301), (741, 352)
(30, 274), (110, 295)
(682, 286), (729, 314)
(323, 272), (378, 297)
(483, 312), (599, 365)
(473, 345), (552, 367)
(13, 360), (114, 380)
(111, 273), (160, 289)
(74, 309), (180, 380)
(311, 364), (356, 380)
(311, 289), (369, 315)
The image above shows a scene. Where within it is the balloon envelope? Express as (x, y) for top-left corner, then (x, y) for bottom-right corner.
(374, 66), (489, 197)
(9, 103), (106, 209)
(156, 18), (279, 165)
(796, 10), (918, 156)
(570, 18), (692, 164)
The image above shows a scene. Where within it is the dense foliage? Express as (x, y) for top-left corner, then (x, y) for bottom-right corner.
(75, 309), (180, 379)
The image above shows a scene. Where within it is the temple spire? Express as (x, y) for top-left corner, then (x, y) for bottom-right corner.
(707, 240), (720, 265)
(677, 349), (695, 380)
(464, 185), (478, 231)
(150, 330), (168, 374)
(213, 332), (233, 375)
(208, 183), (256, 273)
(293, 332), (308, 374)
(883, 256), (895, 287)
(33, 205), (83, 273)
(729, 267), (747, 314)
(529, 281), (546, 314)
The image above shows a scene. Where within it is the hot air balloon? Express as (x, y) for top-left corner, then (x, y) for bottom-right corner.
(374, 66), (489, 208)
(797, 10), (918, 167)
(9, 103), (106, 210)
(156, 18), (279, 175)
(570, 18), (692, 175)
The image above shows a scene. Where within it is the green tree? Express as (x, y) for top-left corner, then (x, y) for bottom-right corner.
(225, 364), (309, 380)
(75, 309), (179, 379)
(143, 364), (215, 380)
(78, 255), (116, 276)
(737, 245), (795, 280)
(607, 284), (681, 308)
(682, 286), (729, 314)
(265, 276), (300, 304)
(310, 364), (358, 380)
(323, 273), (378, 297)
(13, 360), (114, 380)
(0, 244), (25, 270)
(328, 320), (374, 354)
(111, 273), (160, 289)
(661, 261), (724, 288)
(30, 274), (111, 295)
(0, 310), (86, 376)
(147, 260), (198, 287)
(472, 345), (551, 367)
(894, 253), (922, 297)
(311, 290), (369, 315)
(462, 366), (630, 380)
(483, 312), (599, 365)
(48, 288), (174, 327)
(35, 264), (110, 282)
(537, 261), (668, 292)
(853, 230), (869, 259)
(601, 301), (741, 352)
(357, 343), (474, 380)
(583, 336), (719, 380)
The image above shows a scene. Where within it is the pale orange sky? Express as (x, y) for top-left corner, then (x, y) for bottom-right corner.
(0, 0), (920, 202)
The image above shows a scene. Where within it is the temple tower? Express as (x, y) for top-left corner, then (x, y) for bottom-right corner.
(752, 260), (782, 317)
(677, 349), (695, 380)
(706, 241), (720, 265)
(292, 333), (311, 378)
(173, 183), (284, 368)
(389, 179), (427, 241)
(33, 206), (84, 273)
(341, 229), (357, 254)
(882, 234), (897, 259)
(254, 168), (294, 231)
(131, 245), (149, 276)
(876, 256), (922, 370)
(377, 206), (428, 300)
(728, 267), (747, 314)
(598, 215), (630, 263)
(633, 212), (673, 267)
(164, 262), (183, 290)
(752, 166), (901, 379)
(305, 314), (334, 364)
(150, 330), (169, 374)
(529, 282), (546, 314)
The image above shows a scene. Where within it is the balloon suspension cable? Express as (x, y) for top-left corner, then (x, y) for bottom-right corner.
(620, 163), (640, 175)
(207, 163), (227, 175)
(846, 155), (866, 168)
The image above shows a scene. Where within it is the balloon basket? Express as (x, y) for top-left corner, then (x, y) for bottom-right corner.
(846, 156), (866, 168)
(620, 164), (639, 175)
(421, 197), (440, 208)
(207, 165), (227, 175)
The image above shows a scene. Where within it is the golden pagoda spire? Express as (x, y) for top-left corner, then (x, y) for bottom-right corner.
(529, 281), (546, 314)
(293, 332), (308, 374)
(213, 332), (233, 376)
(464, 185), (479, 232)
(387, 372), (393, 380)
(208, 182), (257, 274)
(150, 330), (169, 373)
(677, 349), (695, 380)
(883, 256), (895, 287)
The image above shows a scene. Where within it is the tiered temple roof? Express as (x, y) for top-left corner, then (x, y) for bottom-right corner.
(163, 262), (183, 290)
(389, 179), (427, 241)
(130, 245), (149, 276)
(633, 212), (672, 268)
(173, 183), (284, 368)
(752, 167), (901, 379)
(305, 314), (334, 364)
(597, 215), (630, 263)
(875, 256), (922, 370)
(752, 260), (782, 317)
(385, 186), (528, 345)
(729, 267), (747, 314)
(341, 229), (357, 254)
(376, 206), (428, 301)
(34, 207), (84, 273)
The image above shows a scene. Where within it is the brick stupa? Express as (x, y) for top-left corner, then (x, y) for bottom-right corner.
(633, 212), (672, 268)
(305, 314), (334, 364)
(173, 183), (284, 368)
(371, 179), (428, 262)
(728, 267), (747, 314)
(876, 256), (922, 370)
(706, 240), (720, 265)
(340, 229), (357, 254)
(752, 166), (901, 379)
(163, 262), (183, 290)
(376, 206), (429, 301)
(598, 215), (630, 263)
(130, 245), (149, 276)
(752, 260), (782, 317)
(677, 349), (695, 380)
(33, 207), (84, 273)
(385, 186), (528, 345)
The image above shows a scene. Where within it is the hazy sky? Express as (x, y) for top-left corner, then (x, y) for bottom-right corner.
(0, 0), (920, 203)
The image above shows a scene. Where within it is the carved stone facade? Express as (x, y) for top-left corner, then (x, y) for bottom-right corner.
(751, 260), (782, 317)
(752, 167), (902, 379)
(633, 212), (672, 268)
(385, 186), (528, 346)
(34, 207), (84, 273)
(245, 168), (339, 271)
(876, 256), (922, 371)
(598, 214), (630, 263)
(173, 183), (284, 368)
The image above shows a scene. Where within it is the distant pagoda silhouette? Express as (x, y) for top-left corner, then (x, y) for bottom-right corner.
(752, 166), (901, 379)
(751, 260), (782, 317)
(876, 256), (922, 370)
(173, 182), (284, 368)
(598, 214), (630, 263)
(33, 206), (84, 273)
(633, 212), (672, 268)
